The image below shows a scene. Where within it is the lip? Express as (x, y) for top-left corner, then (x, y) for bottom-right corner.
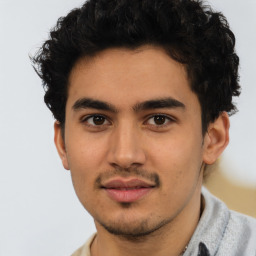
(102, 178), (155, 203)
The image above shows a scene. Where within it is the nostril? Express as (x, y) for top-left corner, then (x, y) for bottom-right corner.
(110, 162), (140, 170)
(107, 134), (146, 168)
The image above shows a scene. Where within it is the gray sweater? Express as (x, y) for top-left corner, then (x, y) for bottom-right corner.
(184, 188), (256, 256)
(72, 188), (256, 256)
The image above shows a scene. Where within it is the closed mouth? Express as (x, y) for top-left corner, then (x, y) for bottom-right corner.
(101, 178), (155, 203)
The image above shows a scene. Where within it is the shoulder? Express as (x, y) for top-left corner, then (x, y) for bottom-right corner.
(185, 188), (256, 256)
(218, 210), (256, 255)
(72, 246), (84, 256)
(228, 209), (256, 233)
(71, 234), (96, 256)
(204, 188), (256, 255)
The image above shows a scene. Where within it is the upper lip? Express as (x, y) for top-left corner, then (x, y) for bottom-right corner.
(102, 178), (155, 189)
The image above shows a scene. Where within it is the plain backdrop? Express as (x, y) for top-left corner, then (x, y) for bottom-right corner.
(0, 0), (255, 255)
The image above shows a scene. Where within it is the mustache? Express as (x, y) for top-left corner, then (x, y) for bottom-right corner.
(95, 167), (160, 188)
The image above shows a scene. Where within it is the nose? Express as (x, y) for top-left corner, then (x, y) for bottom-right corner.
(107, 122), (146, 169)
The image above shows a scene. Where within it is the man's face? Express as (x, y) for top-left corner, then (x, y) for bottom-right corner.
(56, 46), (210, 237)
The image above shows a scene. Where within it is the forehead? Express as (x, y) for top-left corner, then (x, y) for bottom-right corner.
(67, 46), (197, 111)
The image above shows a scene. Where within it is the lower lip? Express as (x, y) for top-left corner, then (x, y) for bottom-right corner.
(104, 188), (153, 203)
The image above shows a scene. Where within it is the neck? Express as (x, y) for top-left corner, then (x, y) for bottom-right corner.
(91, 185), (203, 256)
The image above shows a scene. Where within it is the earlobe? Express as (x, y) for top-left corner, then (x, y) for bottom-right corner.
(203, 112), (230, 165)
(54, 121), (70, 170)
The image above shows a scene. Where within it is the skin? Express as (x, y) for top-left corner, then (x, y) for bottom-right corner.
(54, 46), (229, 256)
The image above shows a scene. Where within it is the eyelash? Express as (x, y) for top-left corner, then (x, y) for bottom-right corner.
(80, 114), (175, 129)
(81, 114), (110, 127)
(145, 114), (175, 128)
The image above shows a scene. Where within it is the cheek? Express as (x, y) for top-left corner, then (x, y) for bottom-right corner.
(146, 130), (204, 195)
(149, 134), (203, 168)
(149, 136), (203, 206)
(70, 170), (102, 216)
(66, 131), (108, 171)
(65, 134), (108, 201)
(67, 145), (101, 211)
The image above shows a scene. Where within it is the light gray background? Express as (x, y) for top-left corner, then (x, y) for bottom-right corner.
(0, 1), (255, 255)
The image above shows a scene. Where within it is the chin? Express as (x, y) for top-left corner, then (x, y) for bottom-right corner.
(97, 214), (172, 240)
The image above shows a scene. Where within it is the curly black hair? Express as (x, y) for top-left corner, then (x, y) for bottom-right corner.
(32, 0), (240, 133)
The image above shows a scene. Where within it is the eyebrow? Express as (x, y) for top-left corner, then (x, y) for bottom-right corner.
(133, 97), (185, 112)
(72, 98), (118, 113)
(72, 97), (185, 113)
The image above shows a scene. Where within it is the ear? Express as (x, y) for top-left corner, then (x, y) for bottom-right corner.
(203, 112), (230, 165)
(54, 121), (70, 170)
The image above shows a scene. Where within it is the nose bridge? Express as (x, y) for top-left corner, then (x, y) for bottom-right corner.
(108, 119), (145, 168)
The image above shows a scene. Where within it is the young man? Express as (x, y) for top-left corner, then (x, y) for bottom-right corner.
(32, 0), (256, 255)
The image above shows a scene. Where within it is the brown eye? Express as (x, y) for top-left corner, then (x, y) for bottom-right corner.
(146, 114), (174, 127)
(84, 115), (109, 126)
(93, 115), (106, 125)
(154, 115), (166, 125)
